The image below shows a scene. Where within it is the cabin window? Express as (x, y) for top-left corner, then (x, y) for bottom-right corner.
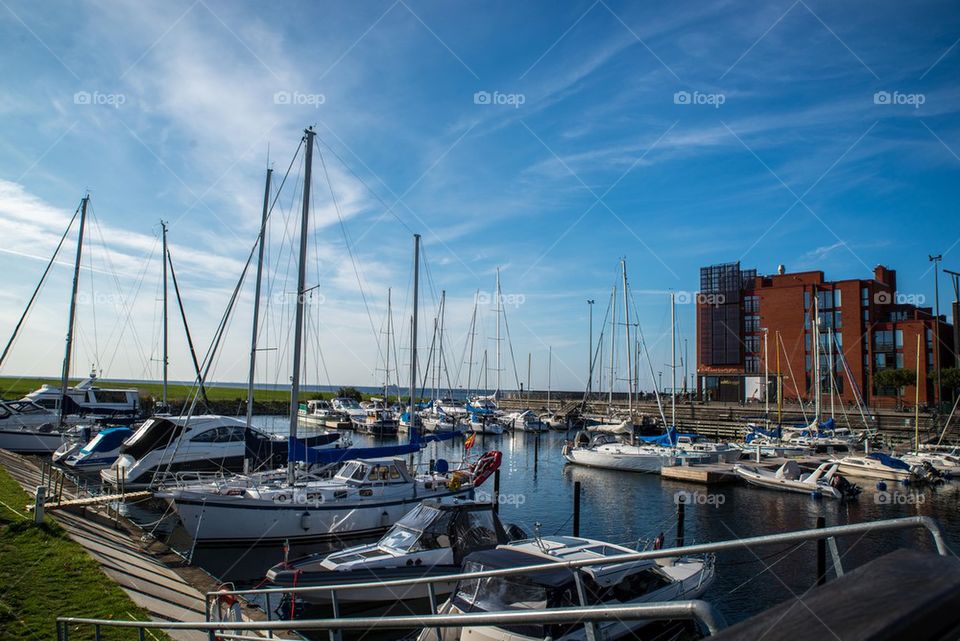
(351, 465), (368, 481)
(191, 429), (220, 443)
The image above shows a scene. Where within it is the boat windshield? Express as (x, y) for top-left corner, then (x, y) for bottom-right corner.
(380, 504), (453, 552)
(5, 400), (47, 414)
(455, 561), (550, 612)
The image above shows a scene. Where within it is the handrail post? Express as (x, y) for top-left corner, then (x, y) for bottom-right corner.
(329, 590), (342, 641)
(427, 583), (442, 641)
(265, 591), (273, 638)
(94, 624), (101, 641)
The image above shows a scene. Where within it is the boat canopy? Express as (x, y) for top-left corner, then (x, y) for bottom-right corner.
(867, 452), (912, 471)
(636, 427), (698, 447)
(80, 427), (133, 455)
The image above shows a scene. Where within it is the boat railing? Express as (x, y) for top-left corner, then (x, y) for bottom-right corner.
(56, 601), (725, 641)
(56, 516), (947, 641)
(200, 515), (944, 638)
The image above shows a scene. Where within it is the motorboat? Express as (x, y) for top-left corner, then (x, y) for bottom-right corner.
(299, 400), (342, 429)
(562, 432), (676, 474)
(265, 498), (520, 605)
(352, 400), (398, 436)
(419, 534), (715, 641)
(897, 446), (959, 476)
(734, 461), (860, 499)
(100, 415), (342, 489)
(331, 397), (366, 428)
(468, 415), (504, 435)
(542, 413), (567, 431)
(436, 398), (469, 421)
(830, 452), (920, 483)
(0, 400), (83, 453)
(20, 372), (140, 422)
(53, 426), (134, 471)
(162, 452), (502, 545)
(503, 410), (545, 432)
(422, 410), (464, 434)
(673, 434), (741, 464)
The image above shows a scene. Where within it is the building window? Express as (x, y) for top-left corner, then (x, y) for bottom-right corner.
(744, 295), (758, 313)
(861, 287), (869, 305)
(835, 311), (842, 329)
(895, 330), (903, 349)
(745, 315), (760, 332)
(834, 289), (841, 308)
(863, 309), (869, 323)
(926, 328), (933, 348)
(876, 353), (887, 369)
(745, 356), (760, 373)
(804, 291), (810, 310)
(896, 353), (904, 369)
(744, 336), (760, 353)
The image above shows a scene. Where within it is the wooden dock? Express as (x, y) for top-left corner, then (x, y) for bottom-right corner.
(0, 449), (290, 641)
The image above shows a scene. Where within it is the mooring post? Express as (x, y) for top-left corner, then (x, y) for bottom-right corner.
(573, 481), (582, 537)
(534, 431), (539, 474)
(816, 516), (827, 586)
(34, 486), (44, 524)
(492, 468), (501, 515)
(676, 496), (686, 547)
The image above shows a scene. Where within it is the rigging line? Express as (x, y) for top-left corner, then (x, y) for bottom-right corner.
(166, 247), (209, 405)
(316, 145), (384, 363)
(0, 200), (81, 370)
(313, 134), (415, 235)
(84, 210), (100, 373)
(499, 300), (522, 391)
(89, 205), (154, 375)
(100, 235), (158, 376)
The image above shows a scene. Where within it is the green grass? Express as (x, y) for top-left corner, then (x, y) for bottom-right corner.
(0, 376), (300, 404)
(0, 466), (172, 641)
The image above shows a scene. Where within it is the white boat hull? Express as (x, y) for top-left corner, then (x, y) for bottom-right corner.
(562, 446), (674, 473)
(0, 428), (67, 454)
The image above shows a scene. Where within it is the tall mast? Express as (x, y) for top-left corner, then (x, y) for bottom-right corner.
(288, 128), (314, 483)
(776, 330), (782, 425)
(161, 220), (169, 408)
(246, 168), (272, 430)
(763, 328), (769, 418)
(526, 353), (531, 405)
(670, 292), (676, 428)
(828, 326), (835, 418)
(482, 349), (488, 394)
(608, 284), (616, 407)
(438, 290), (446, 397)
(547, 346), (552, 411)
(58, 195), (88, 427)
(812, 290), (821, 421)
(466, 294), (477, 398)
(495, 268), (501, 396)
(408, 234), (420, 437)
(587, 300), (594, 398)
(915, 333), (921, 450)
(621, 259), (633, 421)
(384, 288), (392, 402)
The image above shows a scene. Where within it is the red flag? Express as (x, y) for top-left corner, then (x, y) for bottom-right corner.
(464, 433), (477, 450)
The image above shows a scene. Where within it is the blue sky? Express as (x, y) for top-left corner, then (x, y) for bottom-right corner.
(0, 0), (958, 393)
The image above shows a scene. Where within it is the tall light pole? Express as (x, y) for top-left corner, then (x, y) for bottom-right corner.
(930, 254), (942, 407)
(587, 299), (595, 397)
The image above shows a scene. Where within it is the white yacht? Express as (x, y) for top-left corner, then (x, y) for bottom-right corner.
(897, 447), (960, 475)
(331, 397), (366, 428)
(734, 461), (861, 499)
(674, 434), (741, 464)
(264, 499), (517, 605)
(830, 452), (919, 483)
(436, 398), (469, 420)
(562, 432), (676, 474)
(100, 415), (342, 489)
(420, 535), (715, 641)
(53, 426), (134, 471)
(21, 372), (139, 420)
(0, 400), (83, 453)
(298, 400), (341, 429)
(162, 454), (502, 545)
(503, 409), (545, 432)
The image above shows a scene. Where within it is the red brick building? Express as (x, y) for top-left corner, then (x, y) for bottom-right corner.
(696, 262), (954, 409)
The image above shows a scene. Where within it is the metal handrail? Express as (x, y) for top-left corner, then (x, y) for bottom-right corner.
(57, 601), (726, 637)
(210, 515), (947, 599)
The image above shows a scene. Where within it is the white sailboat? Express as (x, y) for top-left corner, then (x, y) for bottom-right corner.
(164, 132), (499, 544)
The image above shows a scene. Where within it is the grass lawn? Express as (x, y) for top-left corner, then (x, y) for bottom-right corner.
(0, 466), (172, 640)
(0, 377), (297, 404)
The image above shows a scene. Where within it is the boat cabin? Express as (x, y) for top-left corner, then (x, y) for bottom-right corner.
(333, 459), (413, 485)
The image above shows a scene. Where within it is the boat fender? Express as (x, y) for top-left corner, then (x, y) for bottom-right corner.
(380, 510), (389, 527)
(471, 450), (503, 486)
(876, 481), (887, 492)
(447, 472), (465, 491)
(300, 512), (311, 531)
(653, 532), (664, 550)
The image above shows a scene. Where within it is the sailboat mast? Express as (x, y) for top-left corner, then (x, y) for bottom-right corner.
(466, 294), (477, 398)
(409, 235), (420, 435)
(621, 260), (632, 419)
(58, 195), (88, 427)
(670, 292), (676, 428)
(161, 220), (169, 408)
(438, 290), (446, 397)
(828, 326), (835, 418)
(495, 268), (501, 396)
(812, 290), (821, 421)
(608, 284), (616, 407)
(776, 330), (782, 425)
(915, 333), (921, 449)
(763, 328), (769, 418)
(547, 346), (552, 411)
(526, 353), (531, 405)
(385, 288), (392, 402)
(288, 128), (314, 482)
(246, 168), (272, 430)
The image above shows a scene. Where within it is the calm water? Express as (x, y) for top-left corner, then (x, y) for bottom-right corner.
(122, 416), (960, 626)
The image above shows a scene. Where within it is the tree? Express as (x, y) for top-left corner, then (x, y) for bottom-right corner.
(874, 368), (917, 408)
(336, 386), (364, 402)
(930, 367), (960, 392)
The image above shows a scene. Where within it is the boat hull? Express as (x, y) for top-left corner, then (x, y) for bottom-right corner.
(168, 487), (475, 544)
(267, 565), (459, 605)
(0, 428), (67, 454)
(562, 447), (672, 473)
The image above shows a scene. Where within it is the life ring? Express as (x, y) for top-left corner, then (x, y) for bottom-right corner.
(471, 450), (502, 487)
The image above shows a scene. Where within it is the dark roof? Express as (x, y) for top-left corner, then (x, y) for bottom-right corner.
(462, 548), (575, 588)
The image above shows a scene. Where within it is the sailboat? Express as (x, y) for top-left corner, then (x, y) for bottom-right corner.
(0, 196), (139, 453)
(563, 260), (674, 473)
(162, 130), (499, 544)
